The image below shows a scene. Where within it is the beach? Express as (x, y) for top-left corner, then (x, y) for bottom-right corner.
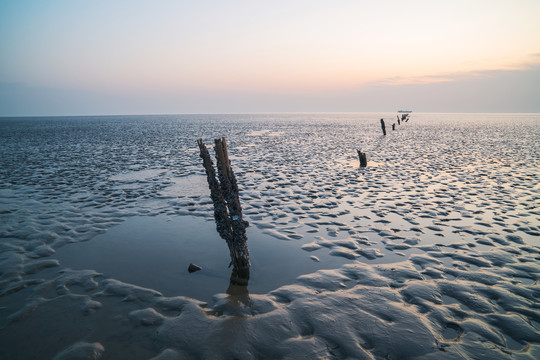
(0, 112), (539, 359)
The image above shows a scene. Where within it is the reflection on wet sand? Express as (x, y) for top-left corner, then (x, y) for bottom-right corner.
(226, 269), (251, 309)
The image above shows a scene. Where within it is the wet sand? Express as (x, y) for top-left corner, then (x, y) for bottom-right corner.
(0, 113), (539, 359)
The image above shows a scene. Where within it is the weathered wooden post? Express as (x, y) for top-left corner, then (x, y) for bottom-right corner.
(392, 123), (396, 131)
(197, 138), (250, 282)
(397, 115), (400, 125)
(357, 150), (367, 167)
(380, 118), (386, 136)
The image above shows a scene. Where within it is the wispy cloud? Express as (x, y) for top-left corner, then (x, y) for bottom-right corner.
(371, 55), (540, 87)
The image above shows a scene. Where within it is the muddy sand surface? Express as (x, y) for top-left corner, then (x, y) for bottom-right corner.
(0, 113), (539, 359)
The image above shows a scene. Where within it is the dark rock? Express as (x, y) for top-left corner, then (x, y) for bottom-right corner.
(188, 263), (203, 273)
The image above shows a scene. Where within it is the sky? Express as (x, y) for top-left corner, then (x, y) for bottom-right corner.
(1, 0), (539, 116)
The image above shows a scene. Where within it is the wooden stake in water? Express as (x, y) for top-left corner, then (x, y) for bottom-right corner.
(197, 138), (250, 282)
(357, 150), (367, 167)
(380, 118), (386, 136)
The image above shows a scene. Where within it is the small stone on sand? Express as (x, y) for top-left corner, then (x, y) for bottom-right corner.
(188, 263), (203, 273)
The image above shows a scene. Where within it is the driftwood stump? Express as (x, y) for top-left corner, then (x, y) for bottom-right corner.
(392, 123), (396, 131)
(357, 150), (367, 167)
(380, 118), (386, 136)
(197, 138), (250, 282)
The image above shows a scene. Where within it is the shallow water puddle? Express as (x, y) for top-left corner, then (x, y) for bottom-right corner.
(54, 214), (348, 302)
(246, 129), (283, 137)
(54, 215), (228, 301)
(159, 175), (209, 198)
(110, 169), (168, 182)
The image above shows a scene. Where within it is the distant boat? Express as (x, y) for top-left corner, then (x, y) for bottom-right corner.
(398, 110), (412, 113)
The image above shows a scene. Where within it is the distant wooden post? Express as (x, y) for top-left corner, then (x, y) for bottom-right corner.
(397, 115), (400, 125)
(380, 118), (386, 136)
(392, 123), (395, 131)
(357, 150), (367, 167)
(198, 138), (250, 281)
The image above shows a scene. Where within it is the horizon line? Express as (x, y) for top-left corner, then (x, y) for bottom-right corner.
(2, 111), (540, 119)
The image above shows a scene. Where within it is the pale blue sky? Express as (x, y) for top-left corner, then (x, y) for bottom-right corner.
(1, 0), (539, 115)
